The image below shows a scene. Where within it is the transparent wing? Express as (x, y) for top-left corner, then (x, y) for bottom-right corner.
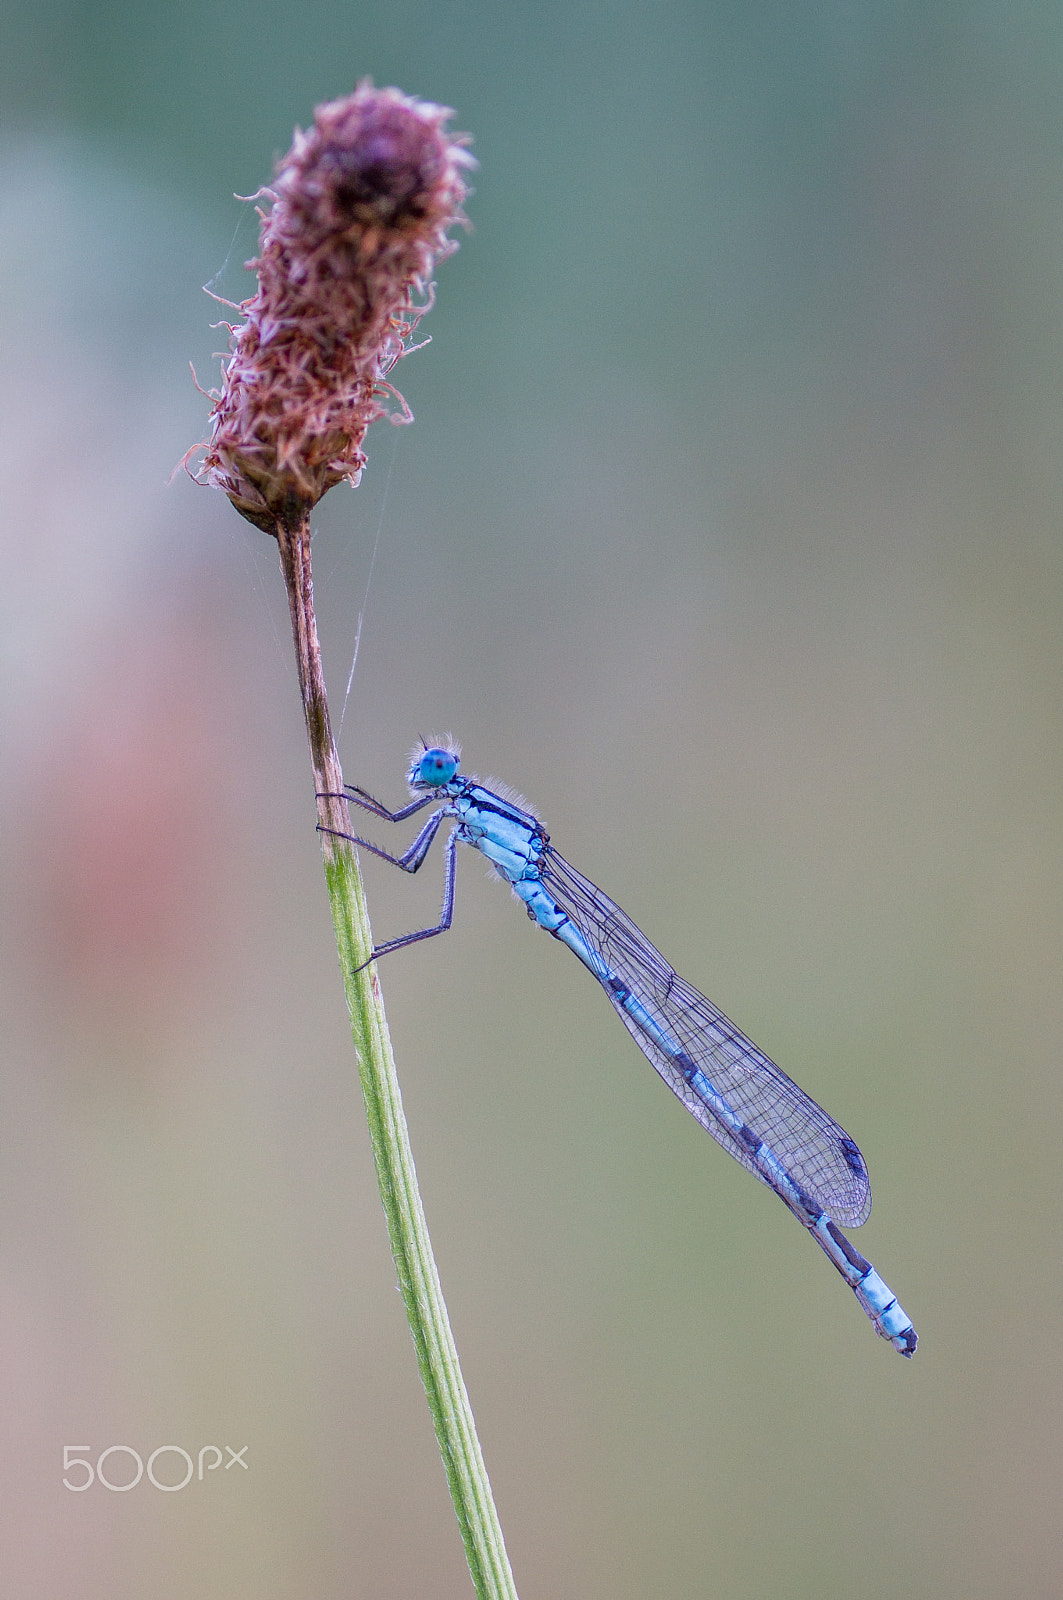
(540, 847), (871, 1228)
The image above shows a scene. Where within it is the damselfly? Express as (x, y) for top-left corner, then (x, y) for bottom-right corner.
(323, 744), (917, 1357)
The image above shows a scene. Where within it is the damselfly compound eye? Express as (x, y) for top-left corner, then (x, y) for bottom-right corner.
(419, 749), (460, 786)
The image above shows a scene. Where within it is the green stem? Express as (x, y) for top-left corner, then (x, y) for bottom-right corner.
(275, 513), (519, 1600)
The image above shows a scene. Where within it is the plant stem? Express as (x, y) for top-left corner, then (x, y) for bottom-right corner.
(274, 511), (519, 1600)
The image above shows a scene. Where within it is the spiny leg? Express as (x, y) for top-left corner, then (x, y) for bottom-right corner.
(317, 806), (447, 874)
(317, 818), (460, 973)
(363, 826), (460, 968)
(316, 785), (436, 824)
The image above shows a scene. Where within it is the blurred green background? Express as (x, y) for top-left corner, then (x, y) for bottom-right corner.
(2, 2), (1061, 1596)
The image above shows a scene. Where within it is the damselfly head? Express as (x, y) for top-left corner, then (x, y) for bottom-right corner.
(408, 745), (461, 789)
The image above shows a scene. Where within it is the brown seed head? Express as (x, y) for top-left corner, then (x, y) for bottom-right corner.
(196, 83), (472, 531)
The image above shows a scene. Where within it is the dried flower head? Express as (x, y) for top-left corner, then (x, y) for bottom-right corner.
(196, 83), (472, 531)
